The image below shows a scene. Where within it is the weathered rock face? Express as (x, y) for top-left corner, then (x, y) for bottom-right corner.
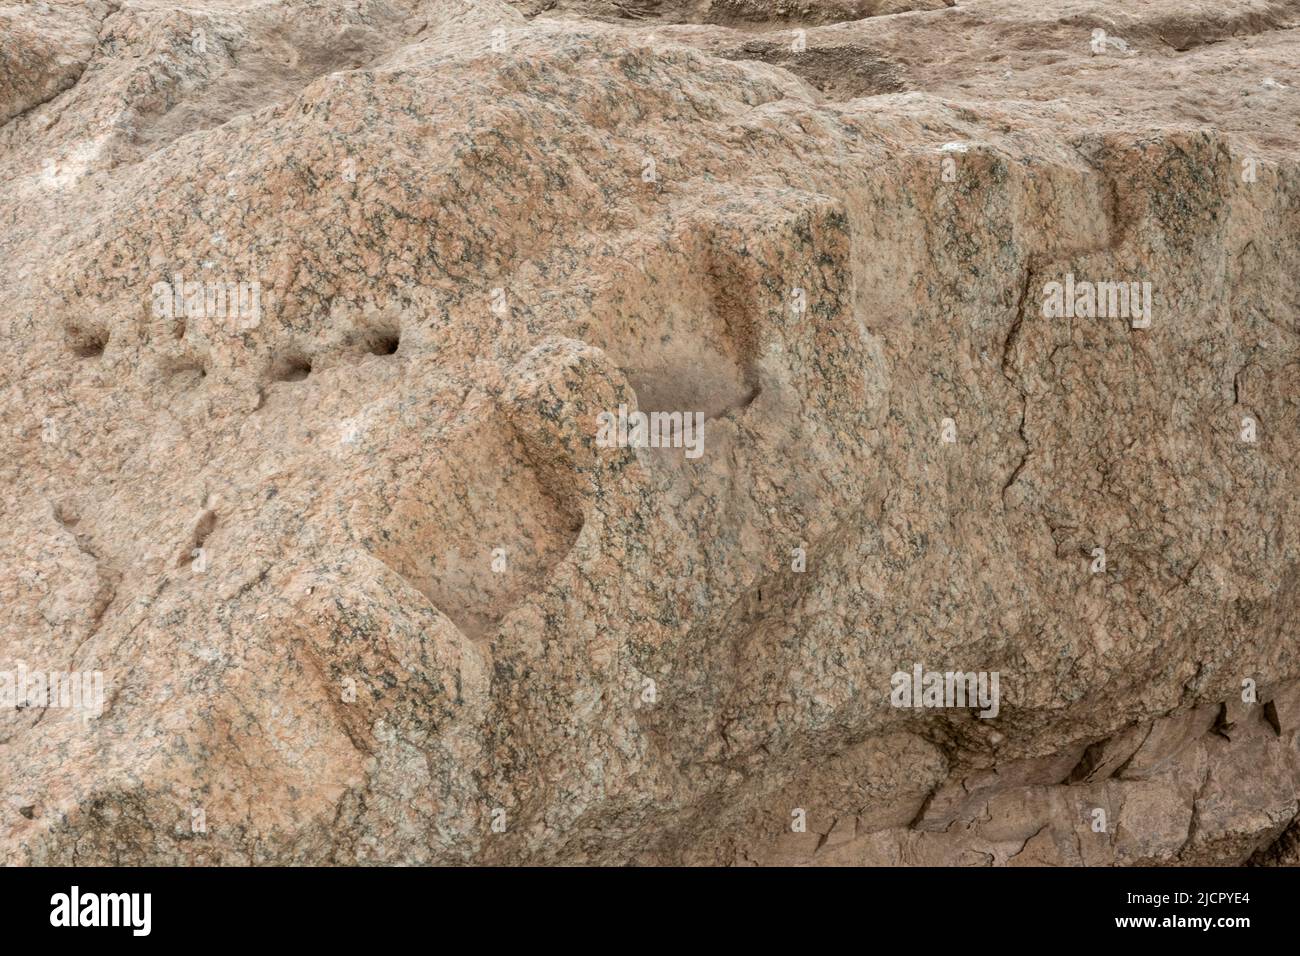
(507, 0), (952, 26)
(1, 0), (1297, 865)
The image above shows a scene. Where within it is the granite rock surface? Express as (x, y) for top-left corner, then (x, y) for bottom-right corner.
(2, 0), (1299, 864)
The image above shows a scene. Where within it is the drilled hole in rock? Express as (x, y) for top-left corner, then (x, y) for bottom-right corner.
(167, 361), (207, 386)
(372, 427), (583, 641)
(369, 333), (400, 356)
(69, 330), (108, 359)
(273, 356), (312, 382)
(52, 501), (80, 528)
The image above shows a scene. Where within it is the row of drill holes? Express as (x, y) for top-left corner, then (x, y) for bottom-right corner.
(68, 332), (399, 381)
(272, 333), (400, 383)
(69, 334), (210, 381)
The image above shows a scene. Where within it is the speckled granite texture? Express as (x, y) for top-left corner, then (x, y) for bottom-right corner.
(2, 0), (1299, 864)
